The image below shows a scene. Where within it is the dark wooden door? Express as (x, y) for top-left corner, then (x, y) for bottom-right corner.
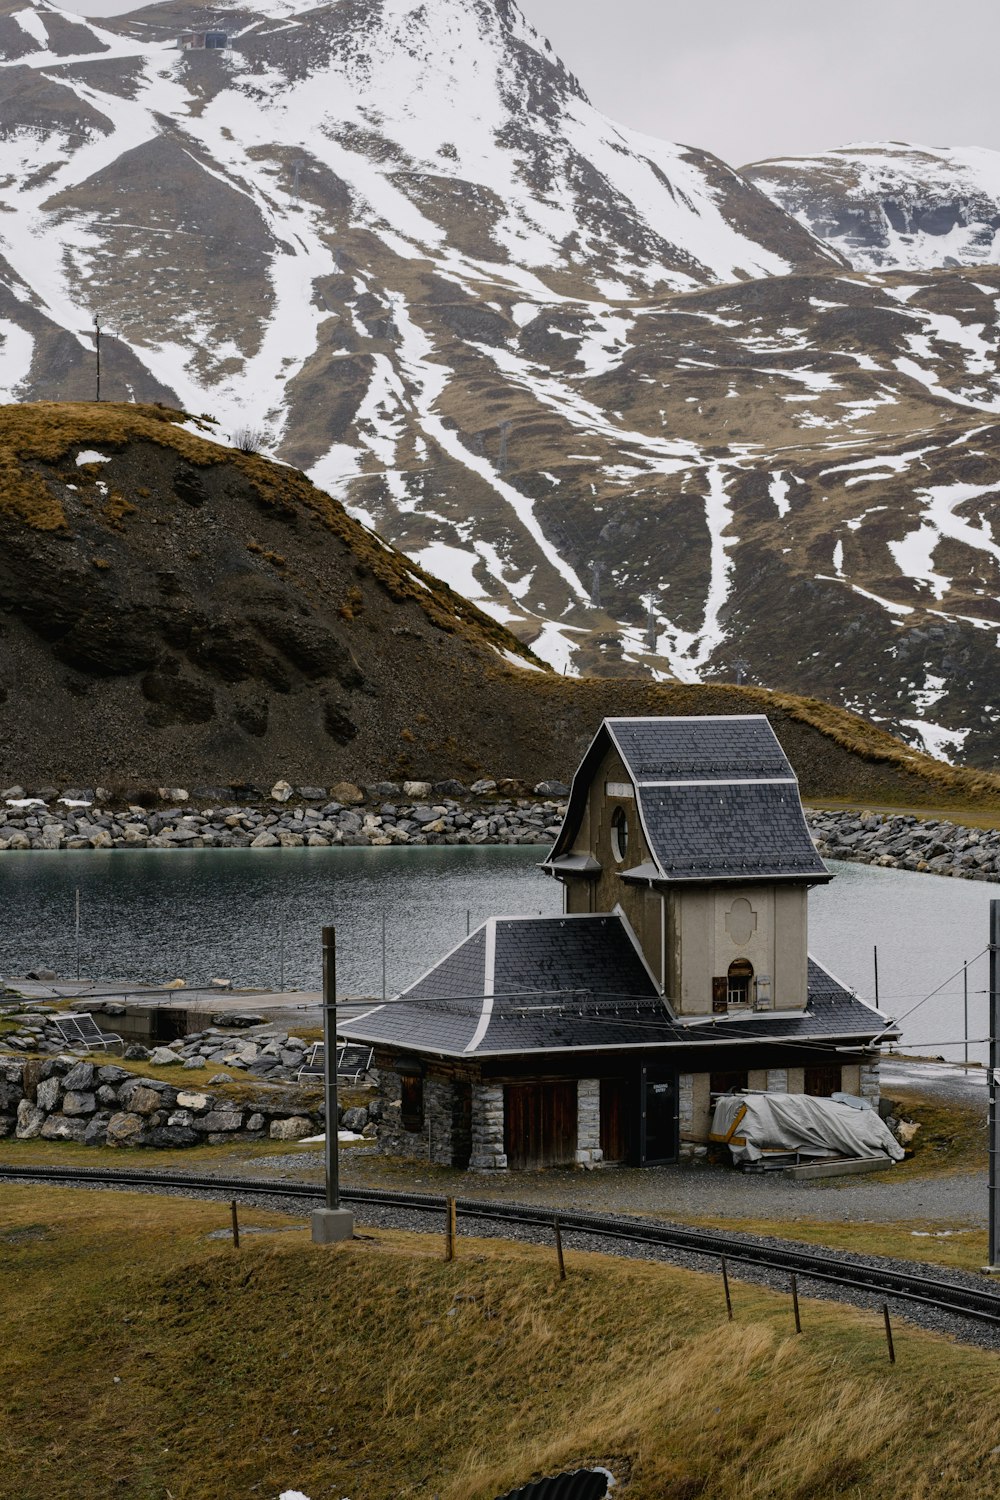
(600, 1078), (628, 1163)
(640, 1067), (678, 1165)
(504, 1082), (577, 1169)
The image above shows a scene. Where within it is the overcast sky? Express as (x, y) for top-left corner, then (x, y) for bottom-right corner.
(60, 0), (1000, 166)
(518, 0), (1000, 164)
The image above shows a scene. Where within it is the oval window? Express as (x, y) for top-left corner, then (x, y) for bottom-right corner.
(611, 806), (629, 863)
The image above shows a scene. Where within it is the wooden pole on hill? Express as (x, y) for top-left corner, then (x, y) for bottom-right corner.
(988, 902), (1000, 1270)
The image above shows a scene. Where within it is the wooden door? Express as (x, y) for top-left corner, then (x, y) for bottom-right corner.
(504, 1082), (577, 1169)
(600, 1078), (628, 1163)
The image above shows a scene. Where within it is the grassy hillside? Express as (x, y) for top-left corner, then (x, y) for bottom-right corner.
(2, 402), (1000, 812)
(4, 1186), (1000, 1500)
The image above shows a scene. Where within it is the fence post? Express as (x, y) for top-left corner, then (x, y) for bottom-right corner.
(791, 1273), (801, 1334)
(230, 1200), (240, 1249)
(445, 1197), (456, 1261)
(554, 1216), (566, 1280)
(882, 1302), (896, 1364)
(721, 1256), (733, 1320)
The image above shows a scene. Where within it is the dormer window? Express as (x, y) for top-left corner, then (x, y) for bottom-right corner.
(611, 806), (629, 863)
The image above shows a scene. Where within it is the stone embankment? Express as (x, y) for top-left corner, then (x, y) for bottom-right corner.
(0, 1015), (380, 1148)
(806, 808), (1000, 881)
(0, 778), (570, 852)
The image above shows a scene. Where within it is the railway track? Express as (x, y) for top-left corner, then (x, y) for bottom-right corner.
(3, 1162), (999, 1330)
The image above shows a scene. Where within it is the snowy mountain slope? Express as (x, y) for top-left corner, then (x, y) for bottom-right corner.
(745, 143), (1000, 273)
(2, 1), (1000, 764)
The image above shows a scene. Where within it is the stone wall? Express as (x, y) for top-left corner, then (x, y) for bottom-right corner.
(0, 1055), (330, 1147)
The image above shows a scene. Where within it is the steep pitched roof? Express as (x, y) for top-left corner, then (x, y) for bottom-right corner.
(545, 714), (830, 884)
(340, 915), (894, 1059)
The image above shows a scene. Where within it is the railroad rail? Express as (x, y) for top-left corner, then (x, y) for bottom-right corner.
(3, 1162), (999, 1328)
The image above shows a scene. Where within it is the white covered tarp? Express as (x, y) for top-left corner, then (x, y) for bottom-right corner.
(710, 1092), (905, 1165)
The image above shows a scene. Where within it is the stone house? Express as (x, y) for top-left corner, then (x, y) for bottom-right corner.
(342, 715), (896, 1170)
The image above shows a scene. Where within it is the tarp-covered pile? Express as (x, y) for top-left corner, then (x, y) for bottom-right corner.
(710, 1092), (905, 1166)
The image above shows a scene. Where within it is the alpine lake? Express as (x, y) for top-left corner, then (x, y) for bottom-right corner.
(0, 846), (995, 1066)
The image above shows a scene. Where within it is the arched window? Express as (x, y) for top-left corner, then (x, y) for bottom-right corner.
(611, 805), (629, 863)
(727, 958), (754, 1008)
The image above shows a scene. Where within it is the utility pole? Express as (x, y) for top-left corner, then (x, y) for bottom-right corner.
(645, 594), (657, 654)
(289, 156), (305, 207)
(987, 902), (1000, 1270)
(93, 313), (102, 401)
(498, 419), (512, 476)
(311, 926), (354, 1244)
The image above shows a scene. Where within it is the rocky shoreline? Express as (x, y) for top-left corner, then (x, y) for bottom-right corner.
(806, 808), (1000, 881)
(1, 779), (998, 882)
(0, 778), (570, 852)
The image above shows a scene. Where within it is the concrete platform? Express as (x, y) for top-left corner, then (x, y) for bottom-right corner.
(782, 1155), (895, 1180)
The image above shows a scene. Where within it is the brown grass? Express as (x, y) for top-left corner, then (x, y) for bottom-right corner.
(5, 1187), (1000, 1500)
(0, 400), (543, 668)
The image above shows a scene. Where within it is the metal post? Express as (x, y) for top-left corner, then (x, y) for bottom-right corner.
(75, 888), (81, 982)
(873, 945), (879, 1008)
(311, 926), (354, 1243)
(381, 911), (387, 1002)
(988, 902), (1000, 1270)
(466, 909), (471, 937)
(791, 1273), (801, 1334)
(279, 918), (285, 993)
(964, 959), (969, 1073)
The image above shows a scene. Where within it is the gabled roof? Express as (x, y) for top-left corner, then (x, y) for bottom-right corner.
(545, 714), (830, 885)
(339, 914), (895, 1059)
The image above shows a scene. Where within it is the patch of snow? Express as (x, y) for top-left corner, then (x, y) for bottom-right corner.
(768, 471), (791, 517)
(75, 449), (111, 466)
(888, 480), (1000, 600)
(493, 644), (545, 671)
(898, 718), (970, 764)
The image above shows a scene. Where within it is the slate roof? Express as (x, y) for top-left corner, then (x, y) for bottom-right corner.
(546, 715), (830, 885)
(340, 915), (895, 1059)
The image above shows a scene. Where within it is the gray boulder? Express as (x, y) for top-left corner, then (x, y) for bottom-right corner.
(341, 1106), (369, 1131)
(15, 1100), (45, 1139)
(36, 1076), (62, 1112)
(61, 1061), (96, 1093)
(62, 1090), (97, 1116)
(269, 1116), (313, 1140)
(149, 1047), (182, 1066)
(193, 1110), (243, 1133)
(40, 1115), (88, 1142)
(106, 1112), (148, 1147)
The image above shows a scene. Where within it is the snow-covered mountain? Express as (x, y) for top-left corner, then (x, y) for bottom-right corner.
(2, 0), (1000, 766)
(745, 143), (1000, 273)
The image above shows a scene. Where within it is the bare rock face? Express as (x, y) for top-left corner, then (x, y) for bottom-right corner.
(1, 6), (1000, 761)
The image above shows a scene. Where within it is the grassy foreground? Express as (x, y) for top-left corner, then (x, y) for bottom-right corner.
(4, 1189), (1000, 1499)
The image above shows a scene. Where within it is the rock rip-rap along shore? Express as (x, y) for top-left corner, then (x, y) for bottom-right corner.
(0, 779), (570, 851)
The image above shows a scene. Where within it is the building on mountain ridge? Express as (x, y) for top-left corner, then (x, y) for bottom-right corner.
(341, 715), (896, 1170)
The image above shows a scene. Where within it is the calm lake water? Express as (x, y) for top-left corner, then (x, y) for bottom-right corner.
(0, 848), (995, 1063)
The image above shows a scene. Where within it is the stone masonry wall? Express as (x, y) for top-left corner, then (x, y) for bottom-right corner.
(469, 1083), (506, 1170)
(575, 1079), (601, 1166)
(0, 1055), (327, 1147)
